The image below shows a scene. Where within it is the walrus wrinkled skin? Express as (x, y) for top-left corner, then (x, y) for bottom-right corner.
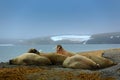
(9, 53), (52, 65)
(63, 55), (99, 69)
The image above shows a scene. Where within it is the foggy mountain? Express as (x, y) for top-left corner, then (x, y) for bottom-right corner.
(0, 32), (120, 45)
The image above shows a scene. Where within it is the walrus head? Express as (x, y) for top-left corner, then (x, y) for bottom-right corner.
(9, 59), (18, 65)
(27, 48), (40, 55)
(56, 45), (75, 57)
(56, 45), (65, 54)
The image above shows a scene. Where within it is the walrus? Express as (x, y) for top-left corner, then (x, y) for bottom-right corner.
(63, 54), (99, 69)
(9, 53), (52, 65)
(56, 46), (115, 68)
(39, 53), (67, 65)
(81, 54), (115, 68)
(56, 45), (75, 57)
(27, 48), (68, 65)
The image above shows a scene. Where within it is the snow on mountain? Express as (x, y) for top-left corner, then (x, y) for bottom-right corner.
(50, 35), (91, 42)
(110, 35), (120, 39)
(110, 36), (113, 39)
(0, 44), (14, 46)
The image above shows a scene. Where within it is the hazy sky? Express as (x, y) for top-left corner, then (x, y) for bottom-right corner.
(0, 0), (120, 39)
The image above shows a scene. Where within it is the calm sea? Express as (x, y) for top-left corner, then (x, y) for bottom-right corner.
(0, 44), (120, 62)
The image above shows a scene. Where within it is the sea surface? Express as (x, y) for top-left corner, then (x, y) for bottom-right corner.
(0, 44), (120, 62)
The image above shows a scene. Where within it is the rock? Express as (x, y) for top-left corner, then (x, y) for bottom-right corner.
(103, 48), (120, 63)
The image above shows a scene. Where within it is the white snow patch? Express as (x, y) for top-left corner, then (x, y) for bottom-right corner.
(51, 35), (91, 42)
(116, 36), (120, 38)
(110, 36), (113, 39)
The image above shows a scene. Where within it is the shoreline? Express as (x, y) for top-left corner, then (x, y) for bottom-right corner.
(1, 48), (120, 80)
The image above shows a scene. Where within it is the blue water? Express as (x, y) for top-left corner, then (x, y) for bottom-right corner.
(0, 44), (120, 62)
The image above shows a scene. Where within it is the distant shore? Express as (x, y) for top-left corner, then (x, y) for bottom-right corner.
(1, 48), (120, 80)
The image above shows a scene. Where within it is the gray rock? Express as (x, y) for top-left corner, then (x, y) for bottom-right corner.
(103, 48), (120, 63)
